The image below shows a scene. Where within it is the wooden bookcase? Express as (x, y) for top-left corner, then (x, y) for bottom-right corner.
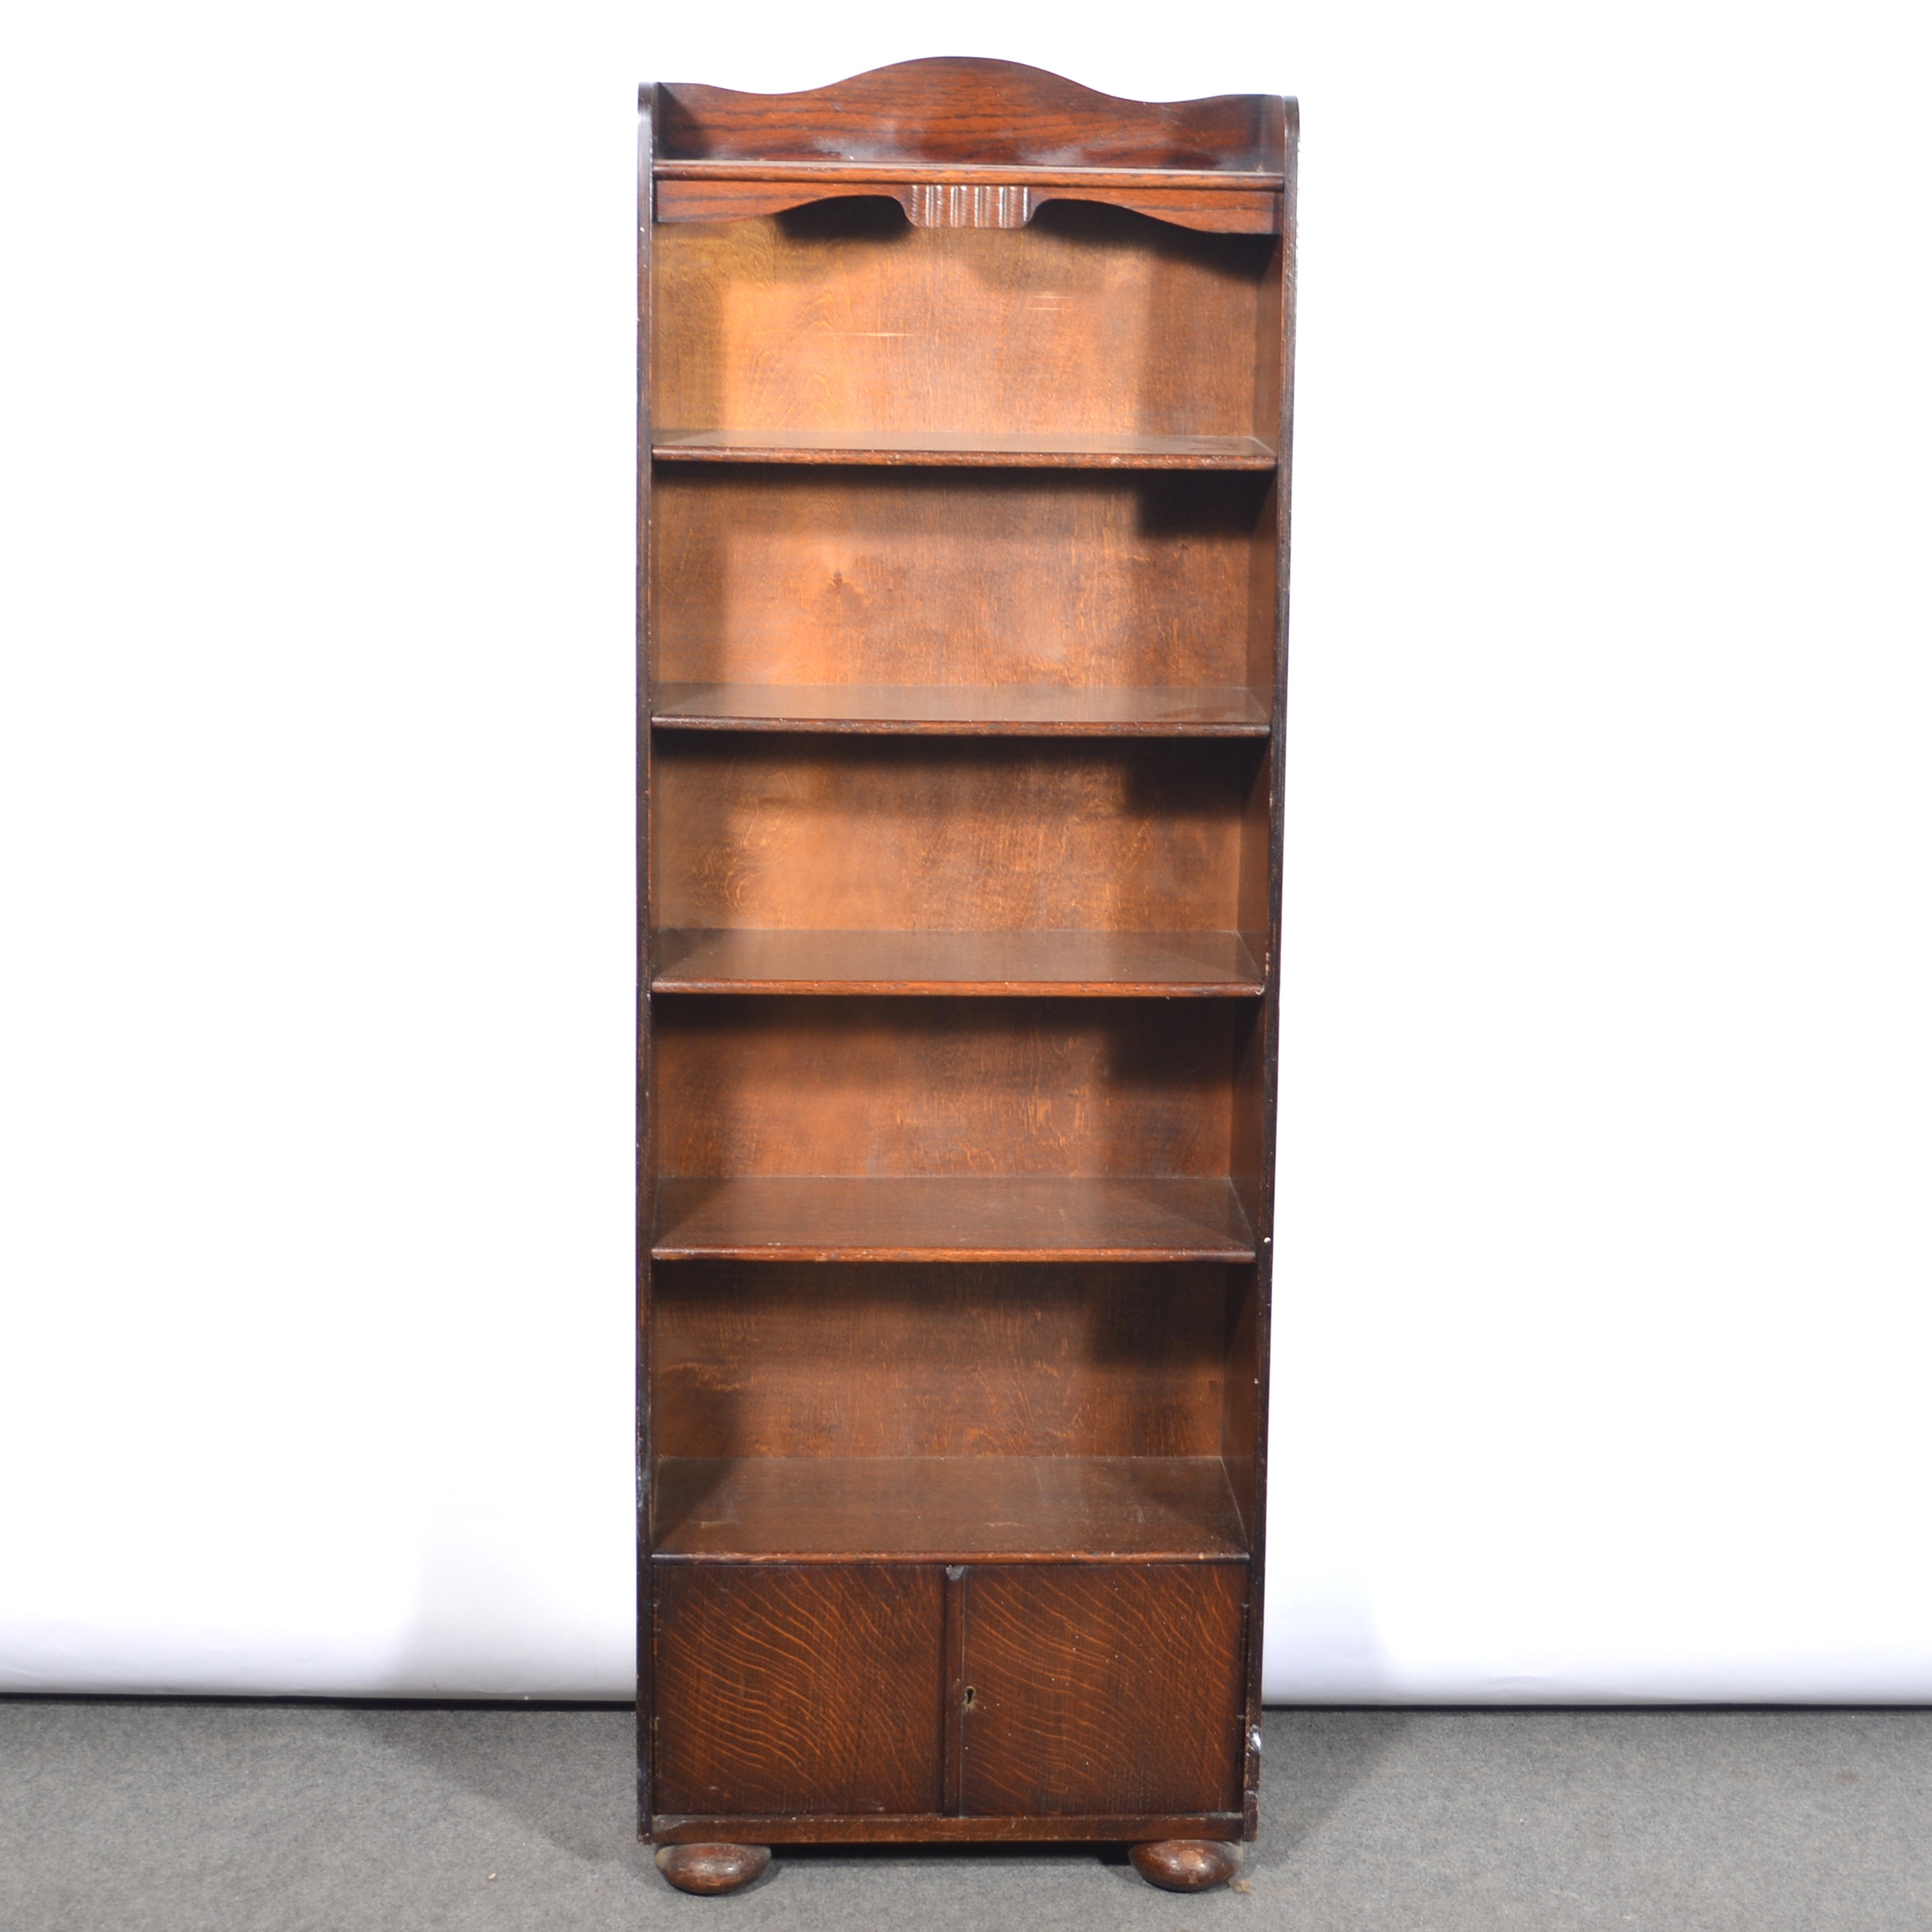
(638, 59), (1297, 1896)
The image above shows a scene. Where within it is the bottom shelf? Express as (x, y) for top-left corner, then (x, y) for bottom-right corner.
(651, 1455), (1247, 1562)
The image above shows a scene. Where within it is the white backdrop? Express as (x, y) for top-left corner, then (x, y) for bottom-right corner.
(3, 0), (1929, 1701)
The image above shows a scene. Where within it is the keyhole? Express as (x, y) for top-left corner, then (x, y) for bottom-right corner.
(963, 1685), (978, 1710)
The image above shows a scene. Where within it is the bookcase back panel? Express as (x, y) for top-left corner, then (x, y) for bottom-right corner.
(653, 736), (1266, 934)
(654, 466), (1274, 692)
(651, 1458), (1247, 1563)
(654, 202), (1277, 443)
(655, 995), (1251, 1178)
(653, 1261), (1233, 1458)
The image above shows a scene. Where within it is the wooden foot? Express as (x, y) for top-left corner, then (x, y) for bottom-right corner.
(1130, 1839), (1240, 1892)
(655, 1844), (771, 1895)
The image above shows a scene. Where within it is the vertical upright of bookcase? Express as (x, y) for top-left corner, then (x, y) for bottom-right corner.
(638, 59), (1297, 1889)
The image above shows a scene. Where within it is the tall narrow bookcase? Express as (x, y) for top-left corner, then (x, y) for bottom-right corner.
(638, 59), (1297, 1896)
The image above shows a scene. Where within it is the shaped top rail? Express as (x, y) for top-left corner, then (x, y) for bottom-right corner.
(649, 57), (1288, 178)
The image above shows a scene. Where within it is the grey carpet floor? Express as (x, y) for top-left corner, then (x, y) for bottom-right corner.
(2, 1702), (1927, 1930)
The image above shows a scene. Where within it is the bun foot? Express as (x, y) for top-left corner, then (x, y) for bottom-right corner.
(655, 1843), (771, 1894)
(1130, 1839), (1240, 1891)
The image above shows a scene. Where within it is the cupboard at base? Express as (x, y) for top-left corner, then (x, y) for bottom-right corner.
(651, 1560), (1248, 1830)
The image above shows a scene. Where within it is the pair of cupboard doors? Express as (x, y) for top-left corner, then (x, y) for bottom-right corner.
(653, 1561), (1248, 1828)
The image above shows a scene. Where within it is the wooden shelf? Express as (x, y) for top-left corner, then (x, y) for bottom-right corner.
(656, 159), (1284, 190)
(651, 1176), (1256, 1262)
(652, 429), (1277, 470)
(651, 1455), (1248, 1561)
(651, 682), (1270, 736)
(652, 929), (1264, 996)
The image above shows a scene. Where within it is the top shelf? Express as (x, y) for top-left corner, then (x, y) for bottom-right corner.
(651, 429), (1279, 471)
(656, 158), (1283, 189)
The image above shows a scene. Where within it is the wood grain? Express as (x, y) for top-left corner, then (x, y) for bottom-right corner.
(654, 1844), (770, 1893)
(639, 58), (1297, 1854)
(635, 84), (658, 1828)
(960, 1564), (1247, 1815)
(651, 1812), (1240, 1845)
(1221, 1264), (1260, 1543)
(653, 465), (1274, 695)
(658, 160), (1285, 189)
(652, 737), (1266, 937)
(654, 429), (1276, 468)
(654, 996), (1253, 1180)
(1236, 91), (1300, 1843)
(654, 58), (1284, 174)
(652, 199), (1276, 448)
(650, 1176), (1257, 1263)
(1130, 1840), (1240, 1890)
(655, 179), (890, 225)
(651, 682), (1270, 735)
(651, 1458), (1247, 1560)
(651, 929), (1264, 995)
(653, 1563), (944, 1815)
(655, 175), (1281, 240)
(651, 1262), (1234, 1458)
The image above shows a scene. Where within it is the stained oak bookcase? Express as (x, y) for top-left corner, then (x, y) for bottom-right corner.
(638, 59), (1297, 1896)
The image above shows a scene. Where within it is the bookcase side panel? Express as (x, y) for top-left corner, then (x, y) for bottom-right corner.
(1238, 97), (1299, 1839)
(636, 84), (658, 1835)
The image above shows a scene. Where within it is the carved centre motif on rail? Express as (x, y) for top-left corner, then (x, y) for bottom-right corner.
(900, 182), (1037, 229)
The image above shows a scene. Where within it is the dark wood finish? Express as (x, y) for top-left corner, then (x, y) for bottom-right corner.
(654, 175), (903, 226)
(652, 1458), (1247, 1561)
(653, 202), (1276, 451)
(654, 429), (1276, 468)
(653, 1564), (944, 1815)
(1237, 94), (1300, 1845)
(653, 1263), (1236, 1458)
(651, 1176), (1255, 1262)
(654, 174), (1281, 237)
(940, 1567), (967, 1814)
(651, 682), (1270, 736)
(960, 1565), (1247, 1815)
(1222, 1260), (1262, 1542)
(653, 738), (1267, 940)
(655, 1843), (770, 1893)
(655, 59), (1284, 173)
(653, 929), (1263, 996)
(634, 84), (658, 1839)
(653, 468), (1274, 701)
(653, 1812), (1240, 1846)
(658, 159), (1283, 188)
(1130, 1840), (1241, 1890)
(655, 996), (1255, 1179)
(640, 60), (1296, 1866)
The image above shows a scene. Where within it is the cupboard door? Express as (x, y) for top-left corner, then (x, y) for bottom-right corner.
(959, 1563), (1247, 1817)
(653, 1563), (944, 1816)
